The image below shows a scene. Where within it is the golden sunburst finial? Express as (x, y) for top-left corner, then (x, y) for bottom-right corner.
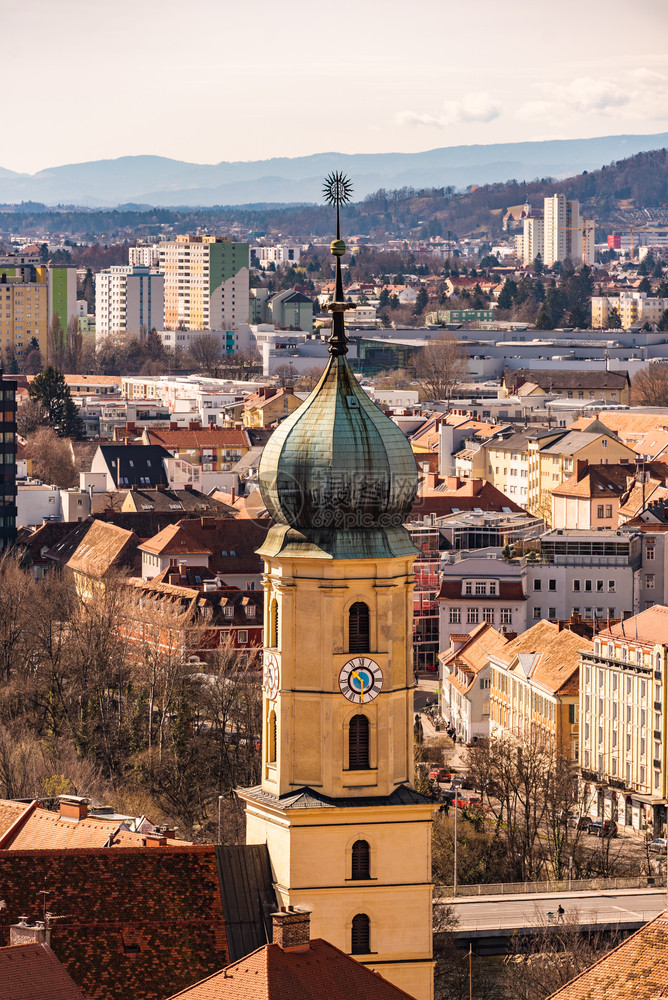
(322, 171), (353, 207)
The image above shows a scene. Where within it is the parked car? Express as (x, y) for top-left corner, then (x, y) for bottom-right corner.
(461, 773), (476, 790)
(587, 818), (618, 838)
(567, 814), (590, 831)
(649, 837), (668, 853)
(454, 795), (482, 809)
(441, 789), (457, 804)
(428, 768), (451, 782)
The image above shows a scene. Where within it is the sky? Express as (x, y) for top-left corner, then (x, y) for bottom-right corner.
(5, 0), (668, 174)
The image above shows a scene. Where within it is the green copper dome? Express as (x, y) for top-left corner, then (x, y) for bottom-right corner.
(257, 355), (418, 559)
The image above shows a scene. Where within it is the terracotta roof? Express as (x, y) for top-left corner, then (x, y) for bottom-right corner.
(167, 938), (418, 1000)
(551, 464), (630, 499)
(145, 428), (250, 449)
(570, 412), (668, 436)
(546, 909), (668, 1000)
(0, 942), (86, 1000)
(494, 621), (592, 695)
(123, 488), (237, 516)
(66, 521), (139, 578)
(139, 523), (213, 556)
(0, 847), (229, 1000)
(440, 622), (508, 675)
(438, 580), (526, 601)
(598, 604), (668, 645)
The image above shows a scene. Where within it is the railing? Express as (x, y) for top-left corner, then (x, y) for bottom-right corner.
(438, 908), (663, 934)
(434, 874), (663, 898)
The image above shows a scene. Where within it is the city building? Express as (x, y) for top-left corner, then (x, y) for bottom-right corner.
(489, 620), (591, 758)
(268, 289), (314, 333)
(47, 265), (77, 334)
(237, 209), (434, 999)
(128, 244), (160, 268)
(543, 194), (594, 267)
(95, 265), (164, 337)
(520, 212), (544, 267)
(251, 244), (301, 268)
(142, 424), (251, 472)
(0, 374), (17, 549)
(591, 291), (668, 329)
(439, 622), (508, 741)
(502, 369), (631, 405)
(159, 236), (249, 332)
(0, 263), (48, 359)
(579, 606), (668, 835)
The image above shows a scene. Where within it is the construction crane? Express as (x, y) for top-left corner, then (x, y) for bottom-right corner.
(556, 221), (596, 267)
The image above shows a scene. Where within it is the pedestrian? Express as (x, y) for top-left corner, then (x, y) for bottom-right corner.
(557, 904), (564, 921)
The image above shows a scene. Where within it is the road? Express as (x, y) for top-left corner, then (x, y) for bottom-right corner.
(441, 888), (667, 933)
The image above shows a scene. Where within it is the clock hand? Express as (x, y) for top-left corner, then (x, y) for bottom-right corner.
(351, 669), (367, 703)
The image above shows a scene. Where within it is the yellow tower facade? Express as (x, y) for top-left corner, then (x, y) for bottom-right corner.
(237, 175), (434, 1000)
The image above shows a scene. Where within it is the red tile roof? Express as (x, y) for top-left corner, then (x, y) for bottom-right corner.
(547, 909), (668, 1000)
(146, 428), (250, 449)
(0, 847), (228, 1000)
(438, 580), (526, 601)
(598, 604), (668, 645)
(0, 942), (86, 1000)
(167, 938), (418, 1000)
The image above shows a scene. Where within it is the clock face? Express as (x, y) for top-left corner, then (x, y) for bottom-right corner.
(339, 657), (383, 704)
(264, 652), (279, 698)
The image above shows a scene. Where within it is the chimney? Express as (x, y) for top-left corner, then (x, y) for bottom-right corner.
(188, 421), (200, 431)
(425, 472), (439, 490)
(170, 422), (178, 430)
(230, 486), (235, 504)
(10, 919), (48, 947)
(271, 907), (311, 951)
(200, 516), (215, 529)
(446, 476), (461, 491)
(142, 833), (167, 847)
(575, 459), (588, 482)
(59, 796), (88, 821)
(126, 421), (136, 430)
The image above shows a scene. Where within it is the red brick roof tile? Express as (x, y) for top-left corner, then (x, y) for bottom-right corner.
(0, 942), (86, 1000)
(167, 938), (418, 1000)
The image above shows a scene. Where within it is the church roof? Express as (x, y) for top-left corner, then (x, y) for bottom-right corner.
(239, 784), (431, 811)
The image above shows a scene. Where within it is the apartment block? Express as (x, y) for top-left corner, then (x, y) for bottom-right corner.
(591, 291), (668, 329)
(579, 607), (668, 836)
(543, 194), (594, 267)
(96, 266), (164, 337)
(128, 245), (160, 268)
(521, 214), (544, 267)
(252, 244), (301, 268)
(0, 376), (17, 550)
(47, 265), (77, 333)
(159, 236), (249, 332)
(489, 621), (590, 758)
(0, 263), (48, 359)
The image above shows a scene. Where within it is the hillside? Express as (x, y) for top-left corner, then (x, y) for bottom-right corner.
(0, 132), (667, 207)
(0, 148), (666, 244)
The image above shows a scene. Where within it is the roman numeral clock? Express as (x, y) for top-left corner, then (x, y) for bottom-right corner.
(339, 657), (383, 704)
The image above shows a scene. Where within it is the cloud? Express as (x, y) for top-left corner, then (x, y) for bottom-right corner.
(517, 72), (668, 123)
(396, 91), (501, 129)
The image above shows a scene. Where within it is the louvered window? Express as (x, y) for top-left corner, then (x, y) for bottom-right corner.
(270, 599), (279, 648)
(349, 715), (369, 770)
(351, 840), (370, 880)
(349, 602), (370, 653)
(268, 710), (277, 762)
(351, 913), (370, 954)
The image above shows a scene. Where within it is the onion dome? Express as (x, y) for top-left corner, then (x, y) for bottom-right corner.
(257, 172), (417, 560)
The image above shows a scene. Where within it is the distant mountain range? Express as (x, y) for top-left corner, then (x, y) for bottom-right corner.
(1, 133), (668, 208)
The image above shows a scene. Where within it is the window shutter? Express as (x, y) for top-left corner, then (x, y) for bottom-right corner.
(351, 913), (370, 954)
(349, 715), (369, 770)
(351, 840), (370, 880)
(349, 602), (370, 653)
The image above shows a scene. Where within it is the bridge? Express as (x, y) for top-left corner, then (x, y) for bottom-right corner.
(435, 887), (668, 954)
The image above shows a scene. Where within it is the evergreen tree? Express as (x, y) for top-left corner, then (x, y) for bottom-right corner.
(638, 276), (652, 295)
(28, 366), (84, 438)
(497, 279), (517, 310)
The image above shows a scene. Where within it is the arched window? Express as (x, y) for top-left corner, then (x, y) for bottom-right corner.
(351, 913), (370, 954)
(268, 710), (277, 763)
(349, 602), (370, 654)
(270, 598), (279, 648)
(349, 715), (369, 770)
(351, 840), (370, 880)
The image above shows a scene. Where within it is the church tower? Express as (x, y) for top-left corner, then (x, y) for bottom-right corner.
(238, 174), (434, 1000)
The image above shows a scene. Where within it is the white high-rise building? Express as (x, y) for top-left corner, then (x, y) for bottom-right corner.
(95, 266), (164, 338)
(543, 194), (595, 267)
(129, 245), (160, 268)
(521, 215), (545, 267)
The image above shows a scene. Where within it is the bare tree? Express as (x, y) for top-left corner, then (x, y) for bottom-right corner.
(632, 363), (668, 407)
(189, 333), (225, 377)
(24, 426), (77, 487)
(295, 365), (325, 391)
(16, 397), (47, 437)
(411, 334), (467, 400)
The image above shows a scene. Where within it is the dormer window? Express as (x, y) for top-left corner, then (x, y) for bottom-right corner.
(224, 606), (234, 617)
(246, 605), (256, 618)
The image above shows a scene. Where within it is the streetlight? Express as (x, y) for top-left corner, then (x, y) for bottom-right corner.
(453, 792), (458, 897)
(218, 795), (225, 844)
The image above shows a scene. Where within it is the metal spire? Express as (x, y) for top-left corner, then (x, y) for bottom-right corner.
(322, 171), (354, 356)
